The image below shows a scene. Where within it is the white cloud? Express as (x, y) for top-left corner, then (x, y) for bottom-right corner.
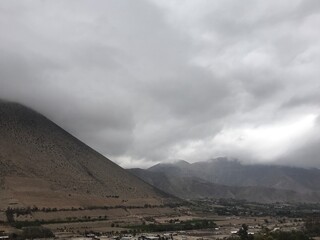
(170, 114), (318, 163)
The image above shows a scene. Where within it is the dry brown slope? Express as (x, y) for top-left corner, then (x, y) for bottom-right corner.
(0, 101), (172, 209)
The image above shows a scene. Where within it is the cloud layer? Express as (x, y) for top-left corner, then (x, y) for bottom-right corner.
(1, 0), (320, 168)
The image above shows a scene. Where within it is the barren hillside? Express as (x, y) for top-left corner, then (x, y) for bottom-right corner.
(0, 101), (172, 209)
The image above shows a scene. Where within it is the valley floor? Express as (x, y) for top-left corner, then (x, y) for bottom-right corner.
(1, 199), (320, 239)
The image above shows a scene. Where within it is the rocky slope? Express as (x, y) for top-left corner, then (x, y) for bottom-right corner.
(0, 101), (173, 209)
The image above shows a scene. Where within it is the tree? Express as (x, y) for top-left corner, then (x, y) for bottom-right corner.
(5, 207), (14, 223)
(238, 224), (254, 240)
(21, 226), (54, 239)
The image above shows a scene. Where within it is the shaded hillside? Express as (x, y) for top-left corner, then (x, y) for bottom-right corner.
(190, 159), (320, 192)
(149, 158), (320, 192)
(129, 159), (320, 203)
(0, 101), (173, 209)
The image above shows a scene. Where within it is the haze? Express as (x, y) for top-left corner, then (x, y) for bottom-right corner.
(1, 0), (320, 168)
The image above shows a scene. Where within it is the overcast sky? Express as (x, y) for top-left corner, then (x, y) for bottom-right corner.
(1, 0), (320, 168)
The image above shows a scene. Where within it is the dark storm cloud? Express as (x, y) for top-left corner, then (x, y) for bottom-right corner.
(1, 0), (320, 167)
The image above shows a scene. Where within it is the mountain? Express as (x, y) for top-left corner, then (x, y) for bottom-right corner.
(188, 159), (320, 192)
(0, 101), (173, 210)
(129, 158), (320, 203)
(148, 158), (320, 192)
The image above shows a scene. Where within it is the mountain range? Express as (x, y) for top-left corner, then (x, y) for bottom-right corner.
(129, 159), (320, 203)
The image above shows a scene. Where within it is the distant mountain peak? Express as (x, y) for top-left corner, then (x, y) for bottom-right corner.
(173, 159), (190, 165)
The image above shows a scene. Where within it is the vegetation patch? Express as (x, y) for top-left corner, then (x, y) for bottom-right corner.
(128, 219), (216, 232)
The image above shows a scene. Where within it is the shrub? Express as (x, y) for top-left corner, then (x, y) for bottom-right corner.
(21, 226), (54, 239)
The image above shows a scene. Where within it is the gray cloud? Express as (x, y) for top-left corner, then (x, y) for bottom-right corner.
(1, 0), (320, 168)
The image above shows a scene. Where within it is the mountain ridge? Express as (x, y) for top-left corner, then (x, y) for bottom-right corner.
(129, 158), (320, 203)
(149, 158), (320, 192)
